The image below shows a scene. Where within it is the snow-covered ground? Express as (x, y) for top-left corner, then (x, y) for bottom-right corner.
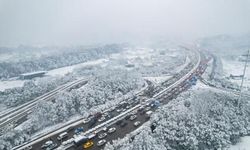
(173, 55), (190, 73)
(221, 58), (250, 89)
(110, 47), (154, 60)
(0, 80), (25, 92)
(0, 47), (186, 92)
(46, 58), (108, 76)
(143, 76), (172, 84)
(229, 136), (250, 150)
(0, 59), (108, 92)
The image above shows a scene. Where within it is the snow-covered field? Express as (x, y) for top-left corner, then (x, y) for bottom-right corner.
(143, 76), (172, 84)
(0, 59), (108, 91)
(221, 58), (250, 89)
(46, 58), (108, 76)
(0, 46), (186, 92)
(229, 136), (250, 150)
(0, 80), (25, 92)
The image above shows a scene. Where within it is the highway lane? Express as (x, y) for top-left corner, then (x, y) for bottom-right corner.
(74, 52), (206, 150)
(0, 78), (89, 135)
(26, 96), (144, 150)
(71, 70), (205, 150)
(15, 70), (188, 150)
(13, 84), (148, 150)
(14, 48), (200, 150)
(54, 50), (202, 150)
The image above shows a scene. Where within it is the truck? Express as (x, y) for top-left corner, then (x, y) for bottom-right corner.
(88, 117), (97, 129)
(150, 100), (160, 108)
(74, 127), (84, 135)
(74, 135), (88, 146)
(57, 132), (68, 141)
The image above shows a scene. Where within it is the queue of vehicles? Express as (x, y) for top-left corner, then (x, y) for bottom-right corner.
(25, 97), (158, 150)
(24, 76), (197, 150)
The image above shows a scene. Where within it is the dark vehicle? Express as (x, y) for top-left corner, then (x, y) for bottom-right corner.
(107, 113), (114, 118)
(94, 112), (102, 118)
(66, 126), (74, 132)
(120, 122), (128, 127)
(145, 115), (150, 121)
(138, 106), (144, 112)
(139, 110), (146, 115)
(116, 120), (123, 125)
(125, 115), (131, 120)
(88, 118), (97, 129)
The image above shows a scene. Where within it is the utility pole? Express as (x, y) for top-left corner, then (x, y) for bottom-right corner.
(238, 49), (249, 108)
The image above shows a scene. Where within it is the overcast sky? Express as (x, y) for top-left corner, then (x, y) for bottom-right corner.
(0, 0), (250, 46)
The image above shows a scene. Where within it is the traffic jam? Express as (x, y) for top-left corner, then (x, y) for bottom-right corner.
(36, 100), (159, 150)
(21, 53), (209, 150)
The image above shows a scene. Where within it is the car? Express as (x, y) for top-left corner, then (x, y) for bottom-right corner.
(129, 115), (137, 121)
(97, 139), (107, 146)
(88, 133), (96, 139)
(131, 110), (137, 114)
(140, 110), (146, 115)
(74, 127), (84, 135)
(57, 132), (68, 141)
(145, 107), (151, 111)
(98, 132), (107, 139)
(125, 114), (131, 120)
(66, 126), (74, 132)
(83, 140), (94, 149)
(94, 112), (102, 118)
(146, 111), (153, 116)
(145, 115), (150, 121)
(120, 122), (128, 127)
(116, 109), (122, 112)
(110, 106), (116, 111)
(116, 120), (123, 125)
(41, 141), (53, 148)
(134, 121), (141, 127)
(138, 106), (144, 112)
(108, 127), (116, 133)
(88, 118), (97, 128)
(98, 116), (106, 122)
(107, 113), (114, 118)
(103, 112), (109, 116)
(102, 126), (108, 132)
(41, 141), (57, 149)
(83, 118), (91, 124)
(23, 145), (32, 150)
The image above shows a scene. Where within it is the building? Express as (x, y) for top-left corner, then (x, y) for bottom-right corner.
(19, 71), (47, 80)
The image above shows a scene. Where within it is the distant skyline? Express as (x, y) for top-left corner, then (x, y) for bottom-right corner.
(0, 0), (250, 46)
